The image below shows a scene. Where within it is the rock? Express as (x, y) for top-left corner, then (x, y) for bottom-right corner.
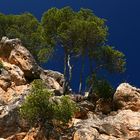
(114, 83), (140, 111)
(40, 70), (64, 95)
(9, 44), (41, 80)
(43, 70), (65, 87)
(78, 101), (95, 111)
(95, 98), (113, 114)
(97, 134), (118, 140)
(0, 37), (67, 138)
(0, 37), (21, 58)
(71, 94), (86, 102)
(1, 37), (140, 140)
(0, 37), (41, 80)
(3, 62), (26, 86)
(0, 85), (30, 138)
(73, 127), (99, 140)
(44, 76), (62, 91)
(73, 109), (140, 140)
(0, 37), (65, 91)
(74, 107), (88, 119)
(0, 69), (11, 91)
(6, 132), (26, 140)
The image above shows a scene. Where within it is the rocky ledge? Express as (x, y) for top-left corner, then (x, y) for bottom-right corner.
(0, 37), (140, 140)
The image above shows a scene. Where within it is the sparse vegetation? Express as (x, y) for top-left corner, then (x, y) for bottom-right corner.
(20, 79), (77, 138)
(87, 74), (114, 99)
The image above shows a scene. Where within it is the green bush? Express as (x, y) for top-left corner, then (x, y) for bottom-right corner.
(20, 79), (77, 128)
(87, 74), (114, 99)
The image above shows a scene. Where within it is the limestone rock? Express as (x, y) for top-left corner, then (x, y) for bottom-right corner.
(0, 37), (65, 92)
(9, 44), (41, 80)
(73, 109), (140, 140)
(0, 37), (67, 139)
(73, 127), (99, 140)
(43, 70), (65, 87)
(95, 98), (113, 114)
(3, 62), (26, 86)
(114, 83), (140, 111)
(0, 37), (21, 59)
(0, 85), (30, 138)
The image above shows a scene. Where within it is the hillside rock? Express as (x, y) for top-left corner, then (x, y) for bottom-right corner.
(73, 83), (140, 140)
(114, 83), (140, 111)
(0, 85), (30, 138)
(73, 110), (140, 140)
(0, 37), (65, 138)
(0, 37), (140, 140)
(43, 70), (64, 87)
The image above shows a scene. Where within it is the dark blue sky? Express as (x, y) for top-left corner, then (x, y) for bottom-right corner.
(0, 0), (140, 91)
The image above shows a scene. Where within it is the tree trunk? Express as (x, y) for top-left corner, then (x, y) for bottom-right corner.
(63, 52), (68, 95)
(79, 57), (85, 93)
(67, 54), (73, 84)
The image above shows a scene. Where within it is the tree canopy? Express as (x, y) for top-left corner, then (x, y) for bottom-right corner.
(0, 7), (126, 95)
(41, 7), (126, 93)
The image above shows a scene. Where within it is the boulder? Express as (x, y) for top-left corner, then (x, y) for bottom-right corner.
(73, 127), (99, 140)
(9, 43), (41, 80)
(114, 83), (140, 111)
(43, 70), (65, 87)
(95, 98), (113, 114)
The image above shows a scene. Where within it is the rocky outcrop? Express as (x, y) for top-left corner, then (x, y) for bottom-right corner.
(72, 83), (140, 140)
(0, 37), (41, 80)
(0, 37), (140, 140)
(73, 110), (140, 140)
(0, 37), (65, 138)
(114, 83), (140, 111)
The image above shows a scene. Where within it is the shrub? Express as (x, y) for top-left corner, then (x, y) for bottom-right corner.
(87, 74), (114, 99)
(20, 79), (77, 130)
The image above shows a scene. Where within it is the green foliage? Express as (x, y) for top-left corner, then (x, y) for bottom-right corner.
(20, 79), (77, 127)
(95, 46), (126, 73)
(41, 7), (126, 93)
(53, 96), (77, 124)
(88, 75), (115, 99)
(88, 74), (114, 99)
(0, 13), (52, 62)
(0, 7), (126, 96)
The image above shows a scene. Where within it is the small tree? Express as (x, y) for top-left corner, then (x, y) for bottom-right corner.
(20, 79), (77, 139)
(87, 74), (114, 99)
(41, 7), (126, 94)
